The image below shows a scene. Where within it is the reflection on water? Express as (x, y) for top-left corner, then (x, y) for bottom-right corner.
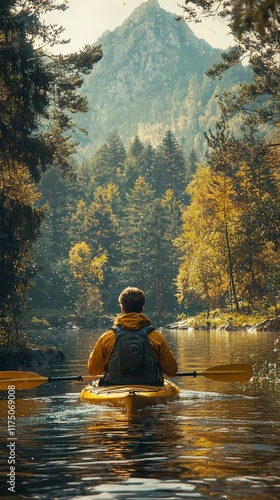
(0, 329), (279, 498)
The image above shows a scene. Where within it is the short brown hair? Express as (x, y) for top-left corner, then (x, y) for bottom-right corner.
(118, 287), (146, 313)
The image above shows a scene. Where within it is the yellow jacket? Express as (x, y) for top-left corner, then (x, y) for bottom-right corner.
(88, 312), (178, 377)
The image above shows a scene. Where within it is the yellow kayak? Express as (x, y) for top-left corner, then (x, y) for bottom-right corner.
(80, 378), (180, 411)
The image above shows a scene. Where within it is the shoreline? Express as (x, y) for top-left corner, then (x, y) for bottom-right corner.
(165, 316), (280, 332)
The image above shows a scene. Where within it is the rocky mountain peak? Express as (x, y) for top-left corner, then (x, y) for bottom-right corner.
(77, 1), (248, 157)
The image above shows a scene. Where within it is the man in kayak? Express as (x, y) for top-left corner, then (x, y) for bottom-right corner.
(87, 286), (178, 385)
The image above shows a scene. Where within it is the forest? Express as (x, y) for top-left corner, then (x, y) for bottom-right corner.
(30, 125), (280, 324)
(0, 0), (279, 344)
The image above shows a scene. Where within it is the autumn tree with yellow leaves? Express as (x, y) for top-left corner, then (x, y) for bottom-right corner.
(176, 154), (280, 314)
(69, 243), (107, 317)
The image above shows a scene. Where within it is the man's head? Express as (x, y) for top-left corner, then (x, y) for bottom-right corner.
(118, 287), (146, 313)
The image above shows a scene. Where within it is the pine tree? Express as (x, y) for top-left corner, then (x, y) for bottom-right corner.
(124, 135), (146, 189)
(89, 131), (126, 188)
(68, 182), (123, 313)
(0, 0), (102, 340)
(120, 177), (154, 288)
(234, 153), (280, 308)
(30, 167), (80, 311)
(155, 130), (187, 201)
(186, 148), (199, 180)
(142, 142), (157, 187)
(119, 177), (182, 317)
(159, 190), (183, 316)
(106, 131), (126, 187)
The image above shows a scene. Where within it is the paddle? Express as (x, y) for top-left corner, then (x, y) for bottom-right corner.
(0, 363), (253, 391)
(0, 371), (95, 391)
(175, 363), (253, 383)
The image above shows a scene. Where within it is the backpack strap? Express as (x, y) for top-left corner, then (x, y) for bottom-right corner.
(141, 325), (155, 336)
(111, 326), (121, 335)
(111, 325), (155, 336)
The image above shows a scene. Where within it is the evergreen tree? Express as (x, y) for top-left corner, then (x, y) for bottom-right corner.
(86, 144), (110, 188)
(69, 182), (123, 313)
(204, 8), (279, 141)
(159, 190), (183, 316)
(106, 131), (126, 189)
(207, 115), (280, 310)
(124, 135), (146, 189)
(176, 147), (280, 313)
(30, 167), (79, 311)
(186, 148), (199, 180)
(142, 142), (157, 187)
(120, 177), (182, 318)
(119, 177), (158, 306)
(234, 153), (280, 308)
(89, 131), (126, 188)
(0, 0), (102, 339)
(155, 130), (187, 201)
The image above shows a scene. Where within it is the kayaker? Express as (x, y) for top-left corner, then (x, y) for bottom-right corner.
(87, 286), (178, 385)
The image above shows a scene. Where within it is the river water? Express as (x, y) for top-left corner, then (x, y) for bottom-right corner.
(0, 327), (279, 499)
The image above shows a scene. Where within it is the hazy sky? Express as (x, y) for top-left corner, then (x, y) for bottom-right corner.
(46, 0), (234, 53)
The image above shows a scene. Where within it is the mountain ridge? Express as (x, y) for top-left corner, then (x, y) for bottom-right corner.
(76, 0), (249, 158)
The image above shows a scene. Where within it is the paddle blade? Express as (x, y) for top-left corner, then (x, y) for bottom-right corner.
(0, 371), (48, 390)
(199, 363), (253, 382)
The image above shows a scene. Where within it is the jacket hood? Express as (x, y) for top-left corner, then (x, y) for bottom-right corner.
(114, 312), (151, 330)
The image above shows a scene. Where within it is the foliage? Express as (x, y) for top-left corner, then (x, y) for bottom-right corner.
(175, 166), (229, 314)
(0, 0), (102, 343)
(177, 309), (268, 329)
(32, 118), (279, 322)
(88, 131), (126, 188)
(174, 0), (280, 317)
(176, 157), (280, 314)
(179, 0), (279, 39)
(155, 130), (187, 201)
(119, 177), (157, 290)
(0, 164), (44, 343)
(69, 242), (107, 317)
(6, 0), (279, 327)
(68, 181), (123, 313)
(32, 131), (187, 319)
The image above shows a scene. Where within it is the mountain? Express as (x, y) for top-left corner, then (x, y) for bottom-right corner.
(76, 0), (249, 158)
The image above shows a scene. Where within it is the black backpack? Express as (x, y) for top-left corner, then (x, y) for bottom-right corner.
(106, 325), (163, 385)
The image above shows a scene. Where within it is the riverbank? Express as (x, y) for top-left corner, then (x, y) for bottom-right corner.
(30, 308), (280, 332)
(166, 311), (280, 332)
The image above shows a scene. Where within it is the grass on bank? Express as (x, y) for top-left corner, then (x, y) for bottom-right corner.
(178, 309), (272, 330)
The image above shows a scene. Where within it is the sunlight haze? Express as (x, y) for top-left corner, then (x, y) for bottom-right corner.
(47, 0), (234, 53)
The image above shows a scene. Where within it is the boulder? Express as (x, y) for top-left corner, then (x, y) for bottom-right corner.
(0, 345), (65, 370)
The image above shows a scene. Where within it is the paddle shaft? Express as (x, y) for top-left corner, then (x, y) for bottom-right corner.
(176, 371), (198, 377)
(176, 370), (250, 376)
(48, 375), (85, 382)
(0, 372), (95, 390)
